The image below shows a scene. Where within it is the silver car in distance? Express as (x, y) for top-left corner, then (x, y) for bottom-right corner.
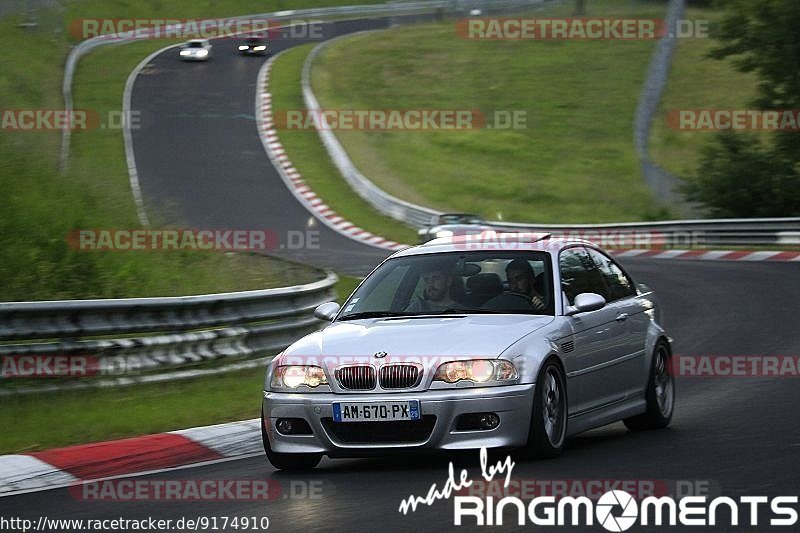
(261, 234), (675, 470)
(179, 39), (212, 61)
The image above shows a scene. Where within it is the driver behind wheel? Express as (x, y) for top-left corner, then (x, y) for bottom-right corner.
(485, 259), (546, 312)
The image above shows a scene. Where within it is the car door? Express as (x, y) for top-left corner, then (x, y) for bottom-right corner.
(584, 247), (649, 399)
(558, 246), (628, 415)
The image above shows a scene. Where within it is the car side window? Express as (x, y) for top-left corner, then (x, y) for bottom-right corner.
(559, 247), (606, 305)
(585, 248), (636, 302)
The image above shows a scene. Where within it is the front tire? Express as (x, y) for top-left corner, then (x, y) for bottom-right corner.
(261, 408), (322, 471)
(525, 358), (567, 458)
(624, 340), (674, 430)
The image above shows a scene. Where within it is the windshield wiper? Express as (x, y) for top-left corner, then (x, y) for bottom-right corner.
(438, 307), (501, 314)
(337, 311), (412, 321)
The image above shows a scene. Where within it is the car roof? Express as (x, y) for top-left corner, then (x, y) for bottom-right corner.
(390, 233), (598, 258)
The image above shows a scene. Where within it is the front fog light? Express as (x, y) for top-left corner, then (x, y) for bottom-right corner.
(276, 419), (293, 434)
(479, 413), (500, 429)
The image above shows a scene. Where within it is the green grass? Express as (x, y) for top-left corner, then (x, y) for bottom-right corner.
(0, 273), (361, 454)
(0, 369), (266, 453)
(1, 0), (385, 301)
(307, 0), (670, 224)
(269, 44), (418, 244)
(648, 6), (760, 179)
(0, 0), (371, 451)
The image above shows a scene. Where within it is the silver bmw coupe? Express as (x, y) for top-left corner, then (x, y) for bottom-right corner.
(261, 233), (674, 470)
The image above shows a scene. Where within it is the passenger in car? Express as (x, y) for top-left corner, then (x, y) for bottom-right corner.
(485, 259), (547, 312)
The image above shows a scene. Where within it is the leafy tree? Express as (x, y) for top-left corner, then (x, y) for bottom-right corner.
(682, 0), (800, 217)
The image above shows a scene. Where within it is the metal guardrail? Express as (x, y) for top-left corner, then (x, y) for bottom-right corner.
(302, 33), (441, 228)
(488, 218), (800, 248)
(300, 0), (548, 228)
(297, 3), (799, 243)
(0, 273), (338, 394)
(633, 0), (686, 205)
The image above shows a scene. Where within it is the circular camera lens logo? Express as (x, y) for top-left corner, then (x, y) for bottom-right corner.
(596, 490), (638, 532)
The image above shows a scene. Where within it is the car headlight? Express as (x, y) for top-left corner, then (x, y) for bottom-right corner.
(433, 359), (518, 384)
(238, 45), (249, 50)
(271, 365), (328, 389)
(179, 50), (190, 56)
(253, 45), (267, 51)
(197, 49), (208, 57)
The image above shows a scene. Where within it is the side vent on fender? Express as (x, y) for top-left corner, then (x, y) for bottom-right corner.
(561, 340), (575, 353)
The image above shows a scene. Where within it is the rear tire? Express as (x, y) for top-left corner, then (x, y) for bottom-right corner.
(261, 408), (322, 471)
(624, 340), (674, 430)
(525, 358), (567, 458)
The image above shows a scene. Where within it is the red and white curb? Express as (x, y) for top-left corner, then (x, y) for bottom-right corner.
(0, 419), (262, 497)
(255, 53), (407, 252)
(610, 249), (800, 262)
(252, 53), (799, 263)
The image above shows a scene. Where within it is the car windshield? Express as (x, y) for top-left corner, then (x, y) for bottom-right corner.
(338, 251), (554, 319)
(187, 42), (204, 48)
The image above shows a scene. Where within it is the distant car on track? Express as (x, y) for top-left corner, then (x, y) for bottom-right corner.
(417, 212), (492, 243)
(261, 233), (675, 470)
(237, 37), (270, 55)
(179, 39), (212, 61)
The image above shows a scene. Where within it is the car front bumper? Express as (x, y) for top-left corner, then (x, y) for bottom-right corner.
(262, 383), (535, 457)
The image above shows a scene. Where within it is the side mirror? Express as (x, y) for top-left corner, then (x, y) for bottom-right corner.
(565, 293), (606, 316)
(313, 302), (341, 322)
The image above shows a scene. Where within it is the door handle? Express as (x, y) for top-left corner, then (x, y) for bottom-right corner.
(615, 313), (629, 322)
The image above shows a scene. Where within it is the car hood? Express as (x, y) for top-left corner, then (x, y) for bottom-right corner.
(282, 314), (554, 361)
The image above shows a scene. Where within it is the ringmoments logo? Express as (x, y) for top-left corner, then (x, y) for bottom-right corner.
(398, 448), (799, 529)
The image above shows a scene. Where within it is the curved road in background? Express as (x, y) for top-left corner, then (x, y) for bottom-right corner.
(129, 18), (404, 276)
(2, 15), (799, 533)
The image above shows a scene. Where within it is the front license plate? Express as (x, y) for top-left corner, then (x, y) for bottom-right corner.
(332, 400), (420, 422)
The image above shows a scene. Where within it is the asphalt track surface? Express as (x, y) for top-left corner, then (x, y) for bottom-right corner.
(128, 18), (407, 276)
(2, 259), (799, 532)
(3, 16), (799, 533)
